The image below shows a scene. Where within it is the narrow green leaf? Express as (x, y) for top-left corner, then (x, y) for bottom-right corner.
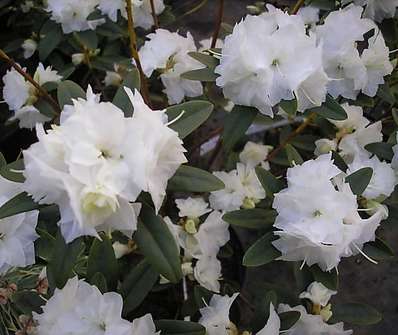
(135, 205), (182, 283)
(332, 151), (348, 172)
(168, 165), (224, 192)
(155, 320), (206, 335)
(309, 265), (338, 291)
(255, 166), (284, 198)
(279, 311), (301, 331)
(285, 144), (304, 165)
(362, 238), (394, 261)
(331, 303), (382, 325)
(0, 158), (25, 183)
(222, 106), (258, 152)
(345, 167), (373, 196)
(0, 192), (39, 220)
(223, 209), (276, 229)
(181, 68), (218, 82)
(166, 101), (214, 139)
(39, 20), (62, 60)
(243, 232), (281, 267)
(87, 234), (118, 290)
(312, 95), (347, 120)
(113, 69), (141, 116)
(377, 83), (395, 105)
(365, 142), (394, 161)
(187, 52), (219, 69)
(57, 80), (85, 108)
(121, 259), (159, 314)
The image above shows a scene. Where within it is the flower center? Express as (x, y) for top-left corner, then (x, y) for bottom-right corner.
(312, 210), (322, 217)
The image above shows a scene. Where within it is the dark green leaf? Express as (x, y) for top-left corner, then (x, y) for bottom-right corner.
(194, 286), (212, 309)
(121, 259), (159, 314)
(90, 272), (108, 293)
(243, 232), (281, 267)
(135, 205), (182, 283)
(181, 68), (218, 82)
(74, 30), (98, 50)
(279, 311), (301, 331)
(155, 320), (206, 335)
(331, 303), (382, 325)
(290, 135), (317, 152)
(223, 209), (276, 229)
(0, 192), (39, 220)
(39, 20), (62, 60)
(166, 101), (214, 138)
(365, 142), (394, 161)
(222, 106), (258, 152)
(377, 83), (395, 105)
(345, 167), (373, 196)
(35, 229), (56, 261)
(279, 99), (297, 116)
(187, 52), (219, 69)
(255, 166), (284, 198)
(285, 144), (303, 165)
(362, 238), (394, 261)
(168, 165), (224, 192)
(312, 95), (347, 120)
(309, 266), (338, 291)
(332, 151), (348, 172)
(35, 98), (57, 118)
(12, 291), (45, 314)
(112, 69), (141, 116)
(0, 158), (25, 183)
(57, 80), (85, 108)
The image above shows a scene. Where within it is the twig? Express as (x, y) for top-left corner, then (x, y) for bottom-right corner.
(149, 0), (159, 29)
(265, 112), (317, 162)
(211, 0), (224, 48)
(290, 0), (306, 14)
(125, 0), (152, 107)
(0, 49), (61, 114)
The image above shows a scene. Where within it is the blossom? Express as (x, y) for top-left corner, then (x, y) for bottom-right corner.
(22, 38), (37, 59)
(194, 255), (222, 292)
(2, 63), (62, 129)
(139, 29), (204, 104)
(46, 0), (105, 34)
(297, 6), (320, 30)
(104, 71), (122, 87)
(99, 0), (165, 29)
(131, 314), (159, 335)
(215, 5), (328, 116)
(345, 0), (398, 22)
(347, 156), (396, 200)
(0, 176), (39, 274)
(299, 282), (336, 307)
(175, 197), (211, 219)
(239, 141), (272, 169)
(33, 277), (132, 335)
(210, 163), (265, 212)
(278, 304), (352, 335)
(199, 293), (239, 335)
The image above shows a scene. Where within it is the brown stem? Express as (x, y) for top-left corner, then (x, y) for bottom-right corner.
(266, 112), (316, 162)
(211, 0), (224, 48)
(0, 49), (61, 114)
(125, 0), (152, 107)
(149, 0), (159, 29)
(290, 0), (306, 14)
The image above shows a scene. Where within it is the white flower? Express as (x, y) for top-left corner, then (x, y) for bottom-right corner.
(330, 103), (369, 131)
(194, 255), (222, 292)
(215, 5), (328, 117)
(239, 141), (272, 169)
(139, 29), (204, 104)
(297, 6), (319, 30)
(46, 0), (105, 34)
(0, 176), (39, 274)
(256, 303), (280, 335)
(104, 71), (122, 87)
(347, 156), (396, 200)
(72, 53), (85, 65)
(199, 293), (239, 335)
(278, 304), (352, 335)
(99, 0), (165, 29)
(131, 314), (159, 335)
(33, 277), (132, 335)
(210, 163), (265, 212)
(2, 63), (62, 129)
(175, 197), (211, 219)
(299, 282), (336, 307)
(22, 38), (37, 59)
(346, 0), (398, 22)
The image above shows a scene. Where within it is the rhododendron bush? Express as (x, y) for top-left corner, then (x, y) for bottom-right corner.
(0, 0), (398, 334)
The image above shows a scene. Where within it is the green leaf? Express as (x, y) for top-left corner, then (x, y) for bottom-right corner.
(166, 101), (214, 138)
(90, 272), (108, 293)
(188, 52), (219, 69)
(331, 303), (382, 325)
(57, 80), (85, 108)
(290, 135), (317, 152)
(309, 265), (338, 291)
(362, 238), (394, 261)
(155, 320), (206, 335)
(312, 95), (347, 120)
(74, 30), (98, 50)
(39, 20), (62, 60)
(0, 192), (39, 220)
(121, 259), (159, 314)
(377, 83), (395, 105)
(35, 98), (57, 118)
(87, 234), (118, 290)
(0, 158), (24, 183)
(332, 151), (348, 172)
(345, 167), (373, 196)
(194, 286), (212, 309)
(135, 205), (182, 283)
(168, 165), (224, 192)
(112, 69), (141, 117)
(181, 68), (218, 82)
(285, 144), (303, 166)
(279, 99), (297, 116)
(255, 166), (284, 198)
(365, 142), (394, 161)
(12, 291), (45, 315)
(36, 228), (56, 261)
(243, 232), (281, 267)
(47, 232), (84, 290)
(279, 311), (301, 331)
(222, 106), (258, 152)
(223, 209), (276, 229)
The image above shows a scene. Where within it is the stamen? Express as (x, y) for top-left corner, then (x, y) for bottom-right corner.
(352, 243), (378, 265)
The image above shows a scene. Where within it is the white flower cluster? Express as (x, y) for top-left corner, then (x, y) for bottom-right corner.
(0, 176), (38, 274)
(139, 29), (205, 104)
(272, 153), (389, 271)
(22, 87), (186, 242)
(344, 0), (398, 22)
(2, 63), (62, 129)
(215, 5), (393, 116)
(34, 276), (158, 335)
(46, 0), (165, 33)
(166, 197), (229, 292)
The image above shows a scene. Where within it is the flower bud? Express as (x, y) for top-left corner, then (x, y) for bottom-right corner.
(22, 39), (37, 59)
(72, 53), (85, 65)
